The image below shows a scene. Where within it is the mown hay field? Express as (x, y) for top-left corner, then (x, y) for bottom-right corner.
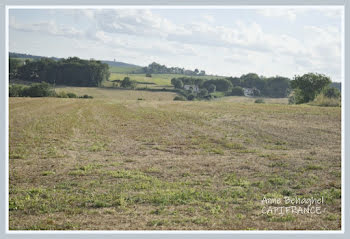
(9, 88), (341, 230)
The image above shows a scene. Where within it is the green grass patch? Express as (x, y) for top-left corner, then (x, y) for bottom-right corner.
(224, 173), (251, 188)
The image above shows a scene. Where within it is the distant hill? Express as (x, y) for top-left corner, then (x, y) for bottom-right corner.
(10, 52), (62, 61)
(101, 60), (142, 68)
(9, 52), (142, 69)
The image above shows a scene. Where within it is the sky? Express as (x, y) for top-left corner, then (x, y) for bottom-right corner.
(9, 7), (343, 82)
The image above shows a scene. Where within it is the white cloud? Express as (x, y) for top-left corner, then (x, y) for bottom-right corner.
(202, 15), (214, 23)
(257, 8), (302, 22)
(9, 9), (342, 81)
(10, 17), (84, 38)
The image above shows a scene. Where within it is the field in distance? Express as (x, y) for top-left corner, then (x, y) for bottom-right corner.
(107, 72), (225, 89)
(9, 86), (341, 230)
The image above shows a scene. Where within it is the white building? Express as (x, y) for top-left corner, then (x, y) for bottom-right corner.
(184, 85), (200, 93)
(243, 88), (254, 97)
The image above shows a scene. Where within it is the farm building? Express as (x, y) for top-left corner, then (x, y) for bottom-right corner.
(243, 87), (261, 97)
(243, 88), (254, 97)
(184, 84), (200, 93)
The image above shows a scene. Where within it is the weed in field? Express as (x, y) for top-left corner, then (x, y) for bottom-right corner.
(225, 173), (250, 188)
(209, 148), (224, 155)
(236, 213), (245, 220)
(316, 188), (341, 204)
(88, 142), (107, 152)
(304, 156), (315, 161)
(41, 171), (55, 176)
(268, 176), (288, 186)
(305, 164), (323, 170)
(259, 153), (281, 161)
(269, 161), (287, 168)
(324, 213), (339, 221)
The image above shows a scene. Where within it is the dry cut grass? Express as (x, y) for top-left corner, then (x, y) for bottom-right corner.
(9, 89), (341, 230)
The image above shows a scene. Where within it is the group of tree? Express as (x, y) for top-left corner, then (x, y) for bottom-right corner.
(9, 82), (93, 98)
(143, 62), (206, 76)
(289, 72), (340, 105)
(9, 57), (110, 87)
(226, 73), (291, 98)
(171, 73), (291, 99)
(120, 77), (137, 89)
(171, 72), (340, 104)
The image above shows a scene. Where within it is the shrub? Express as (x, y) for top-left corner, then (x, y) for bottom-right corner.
(252, 88), (261, 96)
(288, 94), (295, 104)
(204, 94), (213, 100)
(231, 86), (244, 96)
(254, 99), (265, 104)
(309, 93), (340, 107)
(207, 84), (216, 93)
(187, 94), (196, 101)
(323, 87), (340, 99)
(67, 92), (77, 98)
(289, 89), (305, 104)
(121, 77), (137, 89)
(171, 78), (184, 89)
(9, 84), (24, 97)
(56, 91), (68, 98)
(173, 95), (187, 101)
(145, 73), (152, 77)
(198, 89), (209, 98)
(80, 94), (94, 99)
(22, 82), (56, 97)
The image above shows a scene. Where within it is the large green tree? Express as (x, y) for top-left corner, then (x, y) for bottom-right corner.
(203, 79), (232, 92)
(291, 73), (331, 104)
(240, 73), (265, 90)
(171, 78), (184, 89)
(262, 76), (290, 98)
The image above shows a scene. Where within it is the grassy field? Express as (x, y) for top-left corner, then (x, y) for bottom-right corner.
(109, 65), (142, 74)
(108, 73), (225, 88)
(9, 88), (341, 230)
(55, 87), (177, 101)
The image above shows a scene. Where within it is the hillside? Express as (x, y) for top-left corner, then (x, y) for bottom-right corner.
(9, 52), (142, 70)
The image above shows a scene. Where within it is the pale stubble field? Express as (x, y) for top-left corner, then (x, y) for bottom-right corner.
(9, 88), (341, 230)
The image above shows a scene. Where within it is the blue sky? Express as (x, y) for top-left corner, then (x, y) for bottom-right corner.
(9, 7), (343, 82)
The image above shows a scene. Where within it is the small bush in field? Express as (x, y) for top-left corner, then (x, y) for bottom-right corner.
(56, 91), (68, 98)
(67, 92), (77, 98)
(255, 98), (265, 104)
(80, 94), (93, 99)
(173, 95), (187, 101)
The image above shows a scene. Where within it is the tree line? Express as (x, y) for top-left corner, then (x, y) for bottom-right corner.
(9, 82), (93, 98)
(171, 72), (340, 104)
(142, 62), (206, 76)
(10, 57), (110, 87)
(171, 73), (291, 98)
